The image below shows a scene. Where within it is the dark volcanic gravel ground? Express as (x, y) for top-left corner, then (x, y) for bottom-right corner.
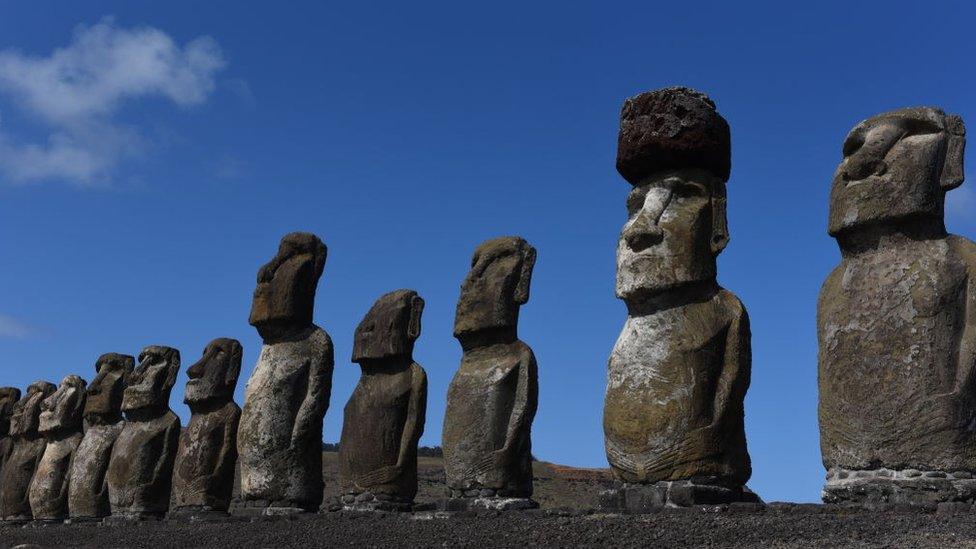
(4, 505), (976, 548)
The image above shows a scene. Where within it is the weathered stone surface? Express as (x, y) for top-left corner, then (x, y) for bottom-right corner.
(238, 232), (334, 514)
(819, 107), (971, 504)
(823, 468), (976, 504)
(29, 375), (87, 521)
(443, 237), (539, 503)
(0, 381), (55, 522)
(68, 353), (133, 520)
(107, 346), (181, 520)
(0, 387), (21, 482)
(599, 481), (762, 514)
(603, 87), (752, 498)
(172, 338), (242, 515)
(338, 290), (427, 511)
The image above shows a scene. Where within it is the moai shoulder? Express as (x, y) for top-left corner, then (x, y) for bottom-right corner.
(172, 338), (243, 517)
(106, 346), (181, 521)
(0, 380), (55, 522)
(338, 289), (427, 512)
(68, 353), (133, 521)
(29, 375), (87, 522)
(818, 107), (975, 505)
(442, 236), (540, 511)
(236, 232), (334, 515)
(601, 87), (755, 513)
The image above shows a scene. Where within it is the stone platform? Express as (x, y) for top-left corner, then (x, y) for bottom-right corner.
(823, 468), (976, 505)
(599, 480), (761, 513)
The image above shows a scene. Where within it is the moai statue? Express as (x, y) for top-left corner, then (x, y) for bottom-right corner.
(0, 381), (55, 523)
(441, 236), (539, 511)
(819, 108), (972, 504)
(106, 346), (181, 520)
(0, 387), (21, 480)
(68, 354), (133, 521)
(600, 87), (756, 513)
(236, 232), (334, 515)
(171, 338), (243, 517)
(29, 375), (87, 522)
(338, 290), (427, 512)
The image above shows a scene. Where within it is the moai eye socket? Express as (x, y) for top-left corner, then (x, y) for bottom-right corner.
(626, 187), (648, 217)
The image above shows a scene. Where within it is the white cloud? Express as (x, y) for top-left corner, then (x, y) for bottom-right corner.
(0, 314), (34, 339)
(0, 17), (225, 185)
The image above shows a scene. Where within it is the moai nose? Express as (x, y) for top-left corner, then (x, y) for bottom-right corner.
(624, 187), (671, 252)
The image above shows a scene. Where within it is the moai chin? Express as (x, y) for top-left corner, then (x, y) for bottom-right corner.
(0, 380), (55, 523)
(338, 290), (427, 512)
(171, 338), (243, 517)
(68, 353), (133, 521)
(106, 346), (181, 520)
(236, 232), (334, 515)
(819, 107), (972, 504)
(29, 375), (87, 522)
(0, 387), (22, 487)
(441, 236), (539, 511)
(600, 87), (755, 513)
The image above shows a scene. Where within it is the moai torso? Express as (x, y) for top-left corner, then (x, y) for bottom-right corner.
(442, 237), (539, 499)
(0, 381), (55, 521)
(107, 346), (181, 518)
(173, 338), (243, 512)
(0, 387), (21, 482)
(69, 353), (133, 520)
(29, 375), (87, 521)
(339, 290), (427, 506)
(819, 107), (973, 476)
(238, 233), (333, 511)
(602, 87), (752, 489)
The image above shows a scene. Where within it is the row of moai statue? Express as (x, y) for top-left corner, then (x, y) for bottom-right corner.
(0, 231), (541, 522)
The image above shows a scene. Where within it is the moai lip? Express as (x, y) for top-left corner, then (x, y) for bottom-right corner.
(236, 232), (334, 516)
(602, 87), (755, 512)
(441, 236), (540, 511)
(1, 380), (55, 522)
(338, 290), (428, 512)
(818, 107), (973, 505)
(29, 375), (87, 522)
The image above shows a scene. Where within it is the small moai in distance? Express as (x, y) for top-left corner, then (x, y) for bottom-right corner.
(106, 346), (181, 521)
(0, 381), (55, 523)
(819, 107), (972, 504)
(171, 338), (243, 517)
(0, 387), (22, 480)
(338, 290), (428, 512)
(601, 87), (756, 513)
(236, 232), (334, 516)
(441, 236), (539, 511)
(29, 375), (87, 522)
(68, 353), (133, 521)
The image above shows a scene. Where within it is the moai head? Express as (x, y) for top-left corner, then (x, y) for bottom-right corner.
(0, 387), (22, 437)
(38, 375), (87, 436)
(352, 290), (424, 363)
(828, 107), (966, 237)
(249, 232), (328, 342)
(614, 87), (731, 303)
(8, 381), (55, 438)
(454, 236), (536, 342)
(122, 346), (180, 414)
(85, 353), (134, 424)
(184, 338), (243, 406)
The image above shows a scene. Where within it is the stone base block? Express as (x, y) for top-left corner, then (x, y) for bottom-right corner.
(167, 505), (235, 521)
(103, 512), (165, 523)
(823, 468), (976, 505)
(599, 480), (761, 513)
(229, 498), (312, 517)
(337, 492), (413, 512)
(1, 515), (32, 526)
(64, 516), (106, 524)
(437, 497), (539, 512)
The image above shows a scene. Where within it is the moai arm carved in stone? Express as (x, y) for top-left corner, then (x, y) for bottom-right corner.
(237, 232), (334, 515)
(106, 346), (181, 520)
(172, 338), (243, 516)
(29, 375), (87, 522)
(819, 108), (976, 505)
(0, 387), (22, 480)
(441, 237), (540, 511)
(600, 87), (755, 513)
(68, 353), (133, 520)
(0, 380), (55, 522)
(338, 290), (428, 511)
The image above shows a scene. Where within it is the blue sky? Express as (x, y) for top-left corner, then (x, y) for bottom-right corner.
(0, 1), (972, 503)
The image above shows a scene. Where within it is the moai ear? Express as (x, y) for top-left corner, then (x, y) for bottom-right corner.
(70, 381), (88, 421)
(941, 114), (966, 190)
(514, 245), (537, 305)
(408, 295), (425, 341)
(710, 184), (730, 254)
(164, 351), (181, 389)
(226, 341), (243, 388)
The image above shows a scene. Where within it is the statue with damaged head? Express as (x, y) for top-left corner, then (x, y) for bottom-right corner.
(0, 387), (21, 483)
(0, 380), (55, 522)
(29, 375), (87, 522)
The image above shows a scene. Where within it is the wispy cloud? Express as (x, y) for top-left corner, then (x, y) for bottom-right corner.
(0, 17), (226, 186)
(0, 314), (35, 339)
